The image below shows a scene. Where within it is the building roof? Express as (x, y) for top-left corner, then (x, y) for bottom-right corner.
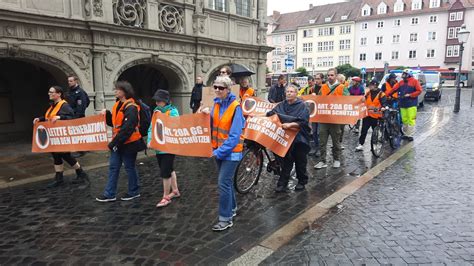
(268, 10), (311, 34)
(299, 0), (362, 27)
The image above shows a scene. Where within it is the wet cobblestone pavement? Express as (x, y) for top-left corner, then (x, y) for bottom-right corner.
(262, 90), (474, 265)
(0, 89), (464, 265)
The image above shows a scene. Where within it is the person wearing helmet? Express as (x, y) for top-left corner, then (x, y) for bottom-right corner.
(349, 77), (365, 133)
(385, 69), (422, 141)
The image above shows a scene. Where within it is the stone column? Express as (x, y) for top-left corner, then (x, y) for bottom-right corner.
(92, 51), (105, 111)
(257, 59), (266, 95)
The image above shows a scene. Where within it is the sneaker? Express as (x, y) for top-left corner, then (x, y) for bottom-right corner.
(355, 144), (364, 151)
(333, 160), (341, 168)
(341, 146), (345, 150)
(120, 193), (141, 201)
(95, 195), (116, 202)
(212, 221), (233, 231)
(314, 162), (328, 169)
(294, 183), (305, 191)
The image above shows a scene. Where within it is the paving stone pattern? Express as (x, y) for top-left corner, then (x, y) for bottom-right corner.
(263, 92), (474, 265)
(0, 92), (455, 265)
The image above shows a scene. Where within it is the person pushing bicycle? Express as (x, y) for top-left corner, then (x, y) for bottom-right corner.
(355, 79), (387, 152)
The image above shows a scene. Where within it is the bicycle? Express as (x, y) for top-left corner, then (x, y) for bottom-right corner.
(370, 106), (402, 157)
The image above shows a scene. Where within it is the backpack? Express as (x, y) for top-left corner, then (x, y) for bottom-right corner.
(135, 99), (151, 137)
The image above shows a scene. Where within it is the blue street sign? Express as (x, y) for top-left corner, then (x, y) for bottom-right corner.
(361, 67), (366, 74)
(285, 59), (294, 69)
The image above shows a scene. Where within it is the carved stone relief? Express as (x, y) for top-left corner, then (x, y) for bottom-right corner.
(5, 25), (17, 37)
(158, 4), (184, 34)
(192, 16), (205, 34)
(55, 48), (91, 80)
(182, 57), (193, 74)
(112, 0), (147, 28)
(201, 59), (211, 73)
(93, 0), (104, 17)
(45, 29), (56, 40)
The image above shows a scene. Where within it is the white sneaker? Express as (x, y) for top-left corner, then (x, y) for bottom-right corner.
(333, 160), (341, 168)
(355, 144), (364, 151)
(314, 162), (328, 169)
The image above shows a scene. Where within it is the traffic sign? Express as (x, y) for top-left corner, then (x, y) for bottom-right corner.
(285, 59), (294, 69)
(361, 67), (366, 74)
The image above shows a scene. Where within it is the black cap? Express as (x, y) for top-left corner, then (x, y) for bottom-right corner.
(369, 79), (380, 86)
(152, 89), (170, 103)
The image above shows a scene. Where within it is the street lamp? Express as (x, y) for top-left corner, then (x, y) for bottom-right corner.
(454, 24), (470, 113)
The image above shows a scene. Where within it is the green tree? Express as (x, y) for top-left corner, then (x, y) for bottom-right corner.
(295, 67), (309, 76)
(336, 64), (361, 78)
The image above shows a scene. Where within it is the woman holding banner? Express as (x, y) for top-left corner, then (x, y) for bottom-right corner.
(33, 86), (89, 188)
(267, 85), (311, 192)
(201, 75), (245, 232)
(96, 81), (146, 202)
(147, 89), (181, 208)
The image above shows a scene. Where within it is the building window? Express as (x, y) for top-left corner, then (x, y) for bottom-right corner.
(409, 50), (417, 59)
(449, 12), (456, 21)
(377, 21), (384, 28)
(394, 19), (401, 26)
(394, 2), (404, 12)
(339, 40), (351, 50)
(411, 17), (419, 25)
(412, 0), (421, 10)
(285, 46), (295, 54)
(429, 0), (440, 8)
(378, 4), (387, 14)
(448, 27), (461, 39)
(426, 49), (435, 58)
(340, 25), (351, 34)
(360, 53), (367, 61)
(360, 37), (367, 46)
(338, 56), (351, 66)
(302, 58), (313, 68)
(235, 0), (250, 17)
(210, 0), (226, 12)
(361, 23), (368, 30)
(376, 36), (383, 44)
(318, 27), (334, 36)
(273, 35), (281, 44)
(375, 52), (382, 60)
(447, 45), (460, 57)
(303, 43), (313, 52)
(272, 47), (281, 55)
(272, 60), (281, 71)
(285, 34), (295, 42)
(410, 33), (418, 42)
(428, 31), (437, 41)
(317, 57), (334, 67)
(303, 29), (313, 38)
(456, 11), (463, 20)
(429, 15), (438, 23)
(317, 41), (334, 51)
(362, 7), (370, 16)
(392, 34), (400, 43)
(392, 51), (399, 60)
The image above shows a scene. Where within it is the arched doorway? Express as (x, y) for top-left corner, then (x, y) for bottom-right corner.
(116, 61), (188, 110)
(0, 58), (69, 142)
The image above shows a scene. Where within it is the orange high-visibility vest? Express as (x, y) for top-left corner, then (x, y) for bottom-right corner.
(366, 91), (384, 119)
(385, 82), (398, 99)
(112, 98), (142, 144)
(211, 100), (244, 152)
(239, 87), (255, 101)
(45, 100), (67, 119)
(320, 83), (345, 96)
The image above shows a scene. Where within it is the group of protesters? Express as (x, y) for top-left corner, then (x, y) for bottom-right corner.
(33, 65), (421, 232)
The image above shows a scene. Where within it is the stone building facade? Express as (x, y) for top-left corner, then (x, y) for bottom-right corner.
(0, 0), (271, 139)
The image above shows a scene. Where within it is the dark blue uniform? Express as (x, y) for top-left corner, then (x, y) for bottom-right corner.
(66, 85), (90, 118)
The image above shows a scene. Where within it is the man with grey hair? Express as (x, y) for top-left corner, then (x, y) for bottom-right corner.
(239, 77), (255, 101)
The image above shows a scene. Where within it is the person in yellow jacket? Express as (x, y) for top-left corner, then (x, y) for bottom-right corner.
(297, 76), (316, 96)
(33, 86), (88, 188)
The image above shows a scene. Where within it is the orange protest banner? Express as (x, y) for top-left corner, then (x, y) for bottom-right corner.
(300, 95), (367, 125)
(241, 96), (277, 117)
(32, 115), (109, 153)
(201, 85), (240, 108)
(243, 114), (298, 157)
(149, 112), (213, 157)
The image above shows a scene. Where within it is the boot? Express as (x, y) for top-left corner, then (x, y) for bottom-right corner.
(47, 172), (64, 188)
(72, 168), (89, 184)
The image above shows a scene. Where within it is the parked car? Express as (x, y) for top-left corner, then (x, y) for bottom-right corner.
(379, 70), (426, 107)
(422, 71), (443, 101)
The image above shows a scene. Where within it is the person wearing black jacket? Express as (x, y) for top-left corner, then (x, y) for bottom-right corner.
(96, 81), (146, 202)
(190, 76), (203, 113)
(267, 85), (311, 192)
(66, 75), (90, 118)
(33, 86), (88, 188)
(268, 74), (287, 103)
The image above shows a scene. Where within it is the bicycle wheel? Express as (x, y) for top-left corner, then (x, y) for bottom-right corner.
(389, 113), (402, 149)
(234, 147), (263, 194)
(371, 124), (384, 157)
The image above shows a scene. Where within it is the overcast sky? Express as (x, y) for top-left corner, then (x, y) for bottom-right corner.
(267, 0), (347, 15)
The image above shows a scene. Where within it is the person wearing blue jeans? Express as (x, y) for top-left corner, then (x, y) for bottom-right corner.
(201, 75), (245, 231)
(96, 81), (146, 202)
